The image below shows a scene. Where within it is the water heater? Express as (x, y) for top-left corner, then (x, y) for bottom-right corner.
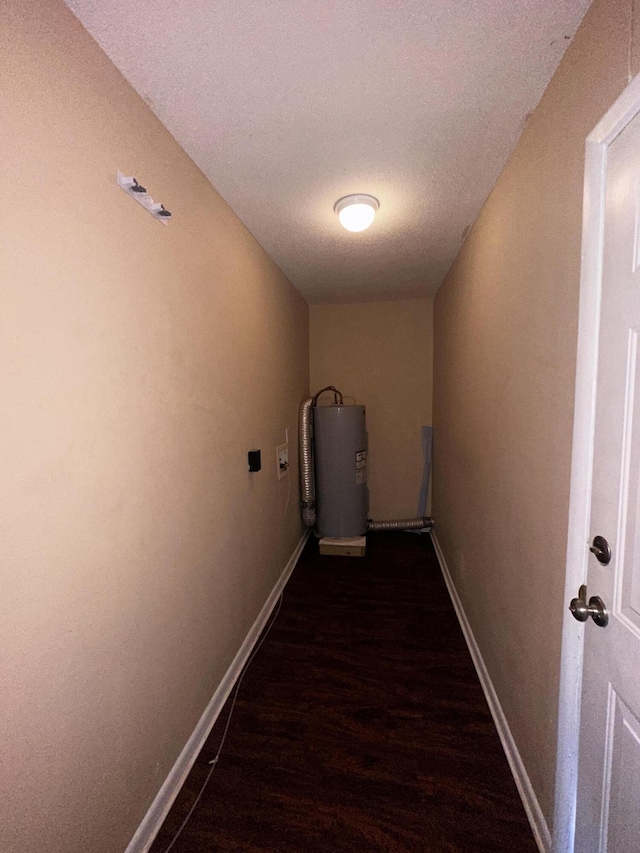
(299, 385), (432, 538)
(313, 404), (369, 538)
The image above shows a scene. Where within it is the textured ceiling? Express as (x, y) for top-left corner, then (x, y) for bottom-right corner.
(65, 0), (591, 303)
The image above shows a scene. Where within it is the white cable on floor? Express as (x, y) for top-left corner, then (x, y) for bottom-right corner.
(163, 471), (292, 853)
(163, 594), (283, 852)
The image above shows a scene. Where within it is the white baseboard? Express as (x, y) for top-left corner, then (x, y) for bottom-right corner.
(430, 532), (551, 853)
(125, 528), (311, 853)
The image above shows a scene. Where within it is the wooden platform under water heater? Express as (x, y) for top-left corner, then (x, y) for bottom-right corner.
(318, 535), (366, 557)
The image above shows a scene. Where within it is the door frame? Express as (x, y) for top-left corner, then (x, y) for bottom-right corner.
(554, 72), (640, 853)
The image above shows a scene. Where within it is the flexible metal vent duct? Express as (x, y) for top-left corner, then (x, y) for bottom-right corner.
(367, 517), (433, 532)
(299, 386), (344, 529)
(298, 396), (316, 527)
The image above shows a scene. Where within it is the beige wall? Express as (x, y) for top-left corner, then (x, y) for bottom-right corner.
(433, 0), (635, 830)
(1, 2), (308, 851)
(310, 300), (433, 520)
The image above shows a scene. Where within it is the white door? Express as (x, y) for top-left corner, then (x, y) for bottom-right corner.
(573, 104), (640, 852)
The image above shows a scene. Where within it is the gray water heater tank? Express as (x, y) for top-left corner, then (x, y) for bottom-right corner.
(313, 404), (369, 538)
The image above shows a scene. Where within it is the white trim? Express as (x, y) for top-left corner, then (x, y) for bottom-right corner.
(430, 532), (551, 853)
(124, 528), (311, 853)
(554, 71), (640, 853)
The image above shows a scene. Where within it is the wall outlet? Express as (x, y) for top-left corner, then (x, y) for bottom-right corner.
(276, 443), (289, 480)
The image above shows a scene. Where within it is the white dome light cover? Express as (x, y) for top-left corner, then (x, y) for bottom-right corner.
(334, 194), (379, 232)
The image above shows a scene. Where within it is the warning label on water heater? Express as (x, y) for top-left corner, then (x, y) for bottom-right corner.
(355, 449), (367, 484)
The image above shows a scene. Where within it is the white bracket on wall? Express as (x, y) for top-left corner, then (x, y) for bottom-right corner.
(116, 170), (172, 225)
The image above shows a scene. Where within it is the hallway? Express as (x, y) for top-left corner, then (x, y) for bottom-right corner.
(151, 534), (536, 853)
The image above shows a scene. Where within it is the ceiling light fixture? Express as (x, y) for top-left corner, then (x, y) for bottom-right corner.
(334, 194), (379, 232)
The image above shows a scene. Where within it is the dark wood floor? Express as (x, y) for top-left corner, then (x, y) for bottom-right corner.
(150, 533), (537, 853)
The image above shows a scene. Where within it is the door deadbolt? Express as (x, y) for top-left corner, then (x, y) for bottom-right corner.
(590, 535), (611, 565)
(569, 584), (609, 627)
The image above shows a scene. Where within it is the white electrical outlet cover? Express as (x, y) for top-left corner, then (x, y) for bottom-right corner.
(276, 443), (289, 479)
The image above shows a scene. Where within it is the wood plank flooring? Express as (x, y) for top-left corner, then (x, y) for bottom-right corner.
(150, 532), (538, 853)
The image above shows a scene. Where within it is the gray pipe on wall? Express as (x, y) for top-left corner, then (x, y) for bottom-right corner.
(367, 517), (433, 532)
